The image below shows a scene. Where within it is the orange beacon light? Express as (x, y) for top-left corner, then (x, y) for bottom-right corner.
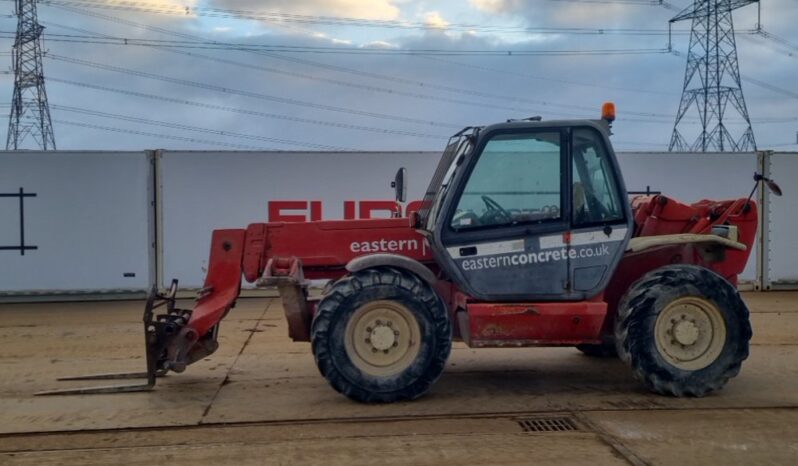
(602, 102), (616, 123)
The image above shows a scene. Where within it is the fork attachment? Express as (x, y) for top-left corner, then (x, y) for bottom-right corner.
(36, 229), (246, 396)
(36, 280), (193, 395)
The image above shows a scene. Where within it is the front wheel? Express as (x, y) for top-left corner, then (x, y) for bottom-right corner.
(614, 265), (752, 397)
(311, 267), (451, 403)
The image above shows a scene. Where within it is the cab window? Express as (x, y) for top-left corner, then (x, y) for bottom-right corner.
(451, 132), (562, 230)
(572, 128), (623, 226)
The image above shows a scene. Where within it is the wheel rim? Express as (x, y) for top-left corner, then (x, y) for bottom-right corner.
(344, 300), (422, 377)
(654, 296), (727, 371)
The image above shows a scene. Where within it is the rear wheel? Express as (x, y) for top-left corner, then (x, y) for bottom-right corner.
(311, 267), (451, 403)
(614, 265), (751, 397)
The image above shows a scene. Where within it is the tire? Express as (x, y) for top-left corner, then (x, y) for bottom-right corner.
(576, 342), (618, 358)
(614, 264), (751, 397)
(311, 267), (452, 403)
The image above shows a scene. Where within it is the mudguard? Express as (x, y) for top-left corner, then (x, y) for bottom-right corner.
(345, 253), (437, 285)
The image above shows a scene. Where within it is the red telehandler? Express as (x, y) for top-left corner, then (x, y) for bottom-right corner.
(42, 104), (782, 401)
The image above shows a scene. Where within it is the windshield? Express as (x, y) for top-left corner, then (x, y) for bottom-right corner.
(450, 131), (562, 231)
(417, 128), (477, 230)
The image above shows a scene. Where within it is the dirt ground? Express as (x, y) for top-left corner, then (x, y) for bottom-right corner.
(1, 292), (797, 465)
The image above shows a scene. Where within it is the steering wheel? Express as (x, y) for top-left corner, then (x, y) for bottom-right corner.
(481, 195), (512, 223)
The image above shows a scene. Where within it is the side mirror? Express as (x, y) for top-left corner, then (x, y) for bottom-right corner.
(766, 179), (783, 197)
(754, 173), (783, 197)
(391, 167), (407, 203)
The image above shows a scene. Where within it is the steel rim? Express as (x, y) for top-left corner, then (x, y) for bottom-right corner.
(654, 296), (727, 371)
(344, 300), (422, 377)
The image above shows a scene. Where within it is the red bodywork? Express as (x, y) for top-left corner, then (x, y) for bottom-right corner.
(184, 195), (757, 356)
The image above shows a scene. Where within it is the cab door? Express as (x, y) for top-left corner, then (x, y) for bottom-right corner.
(567, 127), (632, 295)
(434, 129), (572, 301)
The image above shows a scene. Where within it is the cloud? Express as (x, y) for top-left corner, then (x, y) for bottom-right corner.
(206, 0), (402, 20)
(4, 0), (793, 152)
(550, 4), (636, 26)
(363, 40), (398, 49)
(468, 0), (672, 28)
(152, 0), (200, 8)
(469, 0), (521, 15)
(422, 11), (449, 30)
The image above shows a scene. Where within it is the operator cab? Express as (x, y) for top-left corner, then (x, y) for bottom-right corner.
(418, 108), (633, 301)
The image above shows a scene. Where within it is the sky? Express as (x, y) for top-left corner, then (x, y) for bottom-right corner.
(0, 0), (796, 152)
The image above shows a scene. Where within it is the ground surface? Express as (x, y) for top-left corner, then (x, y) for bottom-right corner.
(1, 292), (797, 465)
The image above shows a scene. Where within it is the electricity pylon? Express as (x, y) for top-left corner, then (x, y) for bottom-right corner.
(6, 0), (56, 150)
(669, 0), (757, 152)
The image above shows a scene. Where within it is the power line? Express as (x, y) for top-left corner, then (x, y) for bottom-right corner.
(28, 111), (798, 150)
(37, 22), (590, 118)
(546, 0), (678, 5)
(418, 55), (678, 97)
(46, 77), (450, 140)
(62, 0), (768, 118)
(42, 7), (688, 122)
(740, 75), (798, 100)
(42, 28), (780, 128)
(754, 117), (798, 123)
(10, 115), (277, 150)
(38, 0), (793, 136)
(42, 22), (667, 119)
(33, 0), (686, 35)
(614, 140), (669, 147)
(757, 29), (798, 52)
(754, 28), (798, 55)
(0, 29), (673, 56)
(738, 32), (796, 59)
(46, 53), (465, 129)
(50, 105), (355, 150)
(37, 22), (694, 117)
(47, 48), (712, 132)
(669, 50), (798, 100)
(412, 56), (708, 121)
(52, 119), (272, 150)
(665, 3), (798, 101)
(44, 46), (690, 124)
(48, 6), (687, 118)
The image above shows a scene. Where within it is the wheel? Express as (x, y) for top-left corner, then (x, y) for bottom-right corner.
(311, 267), (452, 403)
(576, 342), (617, 358)
(614, 264), (751, 397)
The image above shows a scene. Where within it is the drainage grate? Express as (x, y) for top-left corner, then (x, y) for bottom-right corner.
(517, 416), (580, 433)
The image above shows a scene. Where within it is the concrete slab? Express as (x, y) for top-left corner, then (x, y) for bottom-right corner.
(0, 298), (275, 433)
(743, 292), (798, 313)
(201, 344), (798, 425)
(586, 408), (798, 465)
(1, 292), (797, 464)
(0, 429), (626, 466)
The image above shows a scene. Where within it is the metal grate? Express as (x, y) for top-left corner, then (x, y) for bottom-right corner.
(517, 416), (579, 433)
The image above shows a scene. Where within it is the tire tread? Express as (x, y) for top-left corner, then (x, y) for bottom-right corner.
(311, 267), (451, 403)
(614, 265), (752, 397)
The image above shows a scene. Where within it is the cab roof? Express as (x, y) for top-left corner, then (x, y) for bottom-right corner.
(478, 118), (611, 135)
